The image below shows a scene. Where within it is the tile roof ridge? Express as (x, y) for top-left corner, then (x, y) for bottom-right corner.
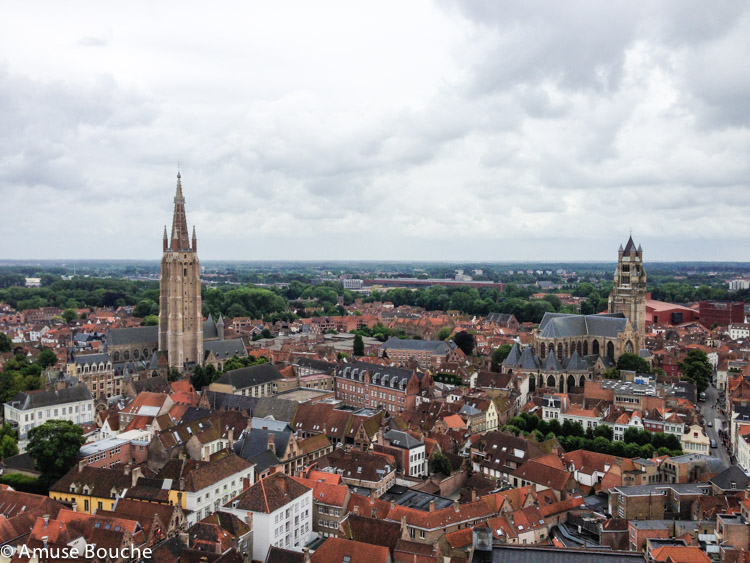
(261, 476), (270, 513)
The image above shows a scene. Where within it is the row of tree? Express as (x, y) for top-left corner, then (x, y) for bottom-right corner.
(502, 412), (683, 459)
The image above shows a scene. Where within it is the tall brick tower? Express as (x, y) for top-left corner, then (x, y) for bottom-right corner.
(158, 172), (202, 370)
(608, 235), (647, 338)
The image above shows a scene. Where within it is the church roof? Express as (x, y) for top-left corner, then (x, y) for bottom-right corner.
(538, 313), (627, 339)
(203, 338), (246, 361)
(542, 353), (561, 371)
(565, 350), (588, 371)
(502, 343), (522, 366)
(108, 325), (158, 347)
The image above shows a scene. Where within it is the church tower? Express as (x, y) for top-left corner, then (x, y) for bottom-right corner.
(158, 172), (203, 370)
(608, 236), (647, 338)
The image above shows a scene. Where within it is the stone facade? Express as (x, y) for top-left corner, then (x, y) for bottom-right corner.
(158, 172), (203, 370)
(609, 236), (647, 340)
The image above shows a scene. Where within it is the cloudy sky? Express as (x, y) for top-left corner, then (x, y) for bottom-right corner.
(1, 1), (749, 262)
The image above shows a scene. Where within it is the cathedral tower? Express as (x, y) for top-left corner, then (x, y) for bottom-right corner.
(158, 172), (203, 370)
(608, 235), (647, 338)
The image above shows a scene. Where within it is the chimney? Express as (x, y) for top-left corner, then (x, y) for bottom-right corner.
(453, 500), (460, 512)
(245, 512), (253, 529)
(428, 499), (435, 512)
(268, 433), (275, 454)
(352, 504), (360, 516)
(471, 489), (477, 502)
(43, 514), (50, 527)
(131, 466), (143, 487)
(246, 417), (253, 433)
(71, 501), (77, 512)
(78, 459), (87, 472)
(400, 516), (409, 540)
(302, 547), (311, 563)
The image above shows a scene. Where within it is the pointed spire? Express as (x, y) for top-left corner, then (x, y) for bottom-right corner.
(170, 170), (191, 251)
(163, 225), (168, 239)
(623, 235), (636, 254)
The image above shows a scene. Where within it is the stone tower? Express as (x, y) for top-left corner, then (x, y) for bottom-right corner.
(158, 172), (203, 370)
(608, 235), (647, 338)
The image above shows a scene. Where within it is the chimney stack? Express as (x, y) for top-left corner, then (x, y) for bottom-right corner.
(131, 466), (143, 487)
(428, 499), (435, 512)
(267, 433), (276, 454)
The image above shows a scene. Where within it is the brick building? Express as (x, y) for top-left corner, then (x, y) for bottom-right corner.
(334, 361), (432, 414)
(699, 301), (744, 329)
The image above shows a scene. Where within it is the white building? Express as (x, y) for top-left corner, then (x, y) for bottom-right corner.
(221, 472), (313, 561)
(728, 279), (750, 291)
(729, 324), (750, 341)
(4, 384), (94, 449)
(178, 454), (255, 525)
(384, 429), (427, 477)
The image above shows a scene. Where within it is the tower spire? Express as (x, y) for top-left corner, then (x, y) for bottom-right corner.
(170, 170), (190, 251)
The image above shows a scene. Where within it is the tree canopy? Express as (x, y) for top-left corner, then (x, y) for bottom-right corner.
(27, 420), (86, 485)
(679, 349), (712, 394)
(616, 353), (651, 374)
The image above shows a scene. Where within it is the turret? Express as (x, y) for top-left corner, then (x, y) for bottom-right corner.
(217, 314), (224, 341)
(163, 225), (168, 252)
(192, 225), (197, 253)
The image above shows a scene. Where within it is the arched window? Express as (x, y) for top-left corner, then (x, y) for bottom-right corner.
(607, 341), (615, 360)
(113, 352), (120, 362)
(538, 374), (544, 389)
(625, 340), (634, 354)
(583, 341), (588, 356)
(539, 345), (545, 359)
(592, 341), (600, 356)
(529, 376), (536, 392)
(557, 344), (563, 361)
(567, 375), (576, 390)
(143, 348), (149, 358)
(547, 375), (556, 388)
(133, 349), (140, 360)
(579, 375), (586, 387)
(123, 351), (130, 360)
(548, 343), (554, 358)
(577, 341), (583, 356)
(564, 343), (569, 358)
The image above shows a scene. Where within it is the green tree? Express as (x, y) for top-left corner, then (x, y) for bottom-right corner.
(437, 326), (452, 341)
(593, 425), (614, 441)
(491, 344), (513, 372)
(133, 299), (157, 318)
(62, 309), (77, 323)
(353, 334), (364, 357)
(452, 331), (476, 356)
(430, 451), (453, 476)
(616, 353), (651, 374)
(167, 368), (182, 382)
(191, 364), (219, 391)
(0, 424), (18, 459)
(143, 315), (159, 326)
(0, 333), (11, 353)
(27, 420), (85, 485)
(37, 349), (58, 369)
(679, 349), (712, 395)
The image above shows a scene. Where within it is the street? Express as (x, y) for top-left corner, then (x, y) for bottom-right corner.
(699, 384), (731, 467)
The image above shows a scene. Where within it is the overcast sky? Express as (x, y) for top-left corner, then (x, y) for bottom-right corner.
(1, 1), (749, 262)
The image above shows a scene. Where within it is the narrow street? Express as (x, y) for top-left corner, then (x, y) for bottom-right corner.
(700, 384), (731, 467)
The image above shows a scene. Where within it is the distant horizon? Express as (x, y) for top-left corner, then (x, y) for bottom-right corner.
(2, 258), (750, 266)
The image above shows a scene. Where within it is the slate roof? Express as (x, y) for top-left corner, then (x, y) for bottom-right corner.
(384, 430), (423, 449)
(486, 313), (516, 325)
(538, 313), (628, 339)
(50, 466), (131, 498)
(503, 343), (522, 366)
(623, 235), (637, 254)
(8, 384), (92, 410)
(108, 325), (158, 347)
(234, 428), (292, 463)
(379, 337), (454, 353)
(564, 350), (588, 371)
(214, 363), (283, 390)
(336, 361), (415, 388)
(108, 320), (218, 349)
(74, 353), (110, 367)
(203, 338), (246, 361)
(709, 465), (749, 491)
